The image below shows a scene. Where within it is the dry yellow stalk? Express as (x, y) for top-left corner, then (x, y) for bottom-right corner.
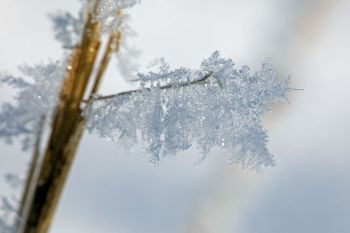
(16, 5), (123, 233)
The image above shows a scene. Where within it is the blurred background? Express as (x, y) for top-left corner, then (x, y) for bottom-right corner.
(1, 0), (350, 232)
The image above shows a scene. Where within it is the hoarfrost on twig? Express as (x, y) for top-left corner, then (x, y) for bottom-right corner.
(86, 51), (290, 168)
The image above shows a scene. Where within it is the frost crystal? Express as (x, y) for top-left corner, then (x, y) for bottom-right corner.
(0, 50), (289, 169)
(96, 0), (139, 33)
(87, 51), (290, 168)
(49, 11), (84, 49)
(96, 0), (141, 78)
(0, 60), (66, 149)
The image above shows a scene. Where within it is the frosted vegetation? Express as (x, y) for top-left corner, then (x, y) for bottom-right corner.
(87, 52), (290, 167)
(0, 53), (290, 168)
(0, 0), (290, 169)
(0, 0), (291, 230)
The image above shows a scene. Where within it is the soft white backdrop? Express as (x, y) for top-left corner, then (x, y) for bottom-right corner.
(1, 0), (350, 232)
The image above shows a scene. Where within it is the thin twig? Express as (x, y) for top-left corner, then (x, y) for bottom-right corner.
(88, 71), (215, 102)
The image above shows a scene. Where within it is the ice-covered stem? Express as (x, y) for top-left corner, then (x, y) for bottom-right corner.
(86, 52), (290, 166)
(89, 71), (215, 102)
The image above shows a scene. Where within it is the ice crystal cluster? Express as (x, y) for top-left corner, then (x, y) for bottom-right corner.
(0, 0), (290, 169)
(0, 52), (289, 168)
(94, 0), (141, 79)
(87, 51), (290, 167)
(50, 0), (139, 48)
(0, 1), (291, 232)
(49, 11), (84, 49)
(95, 0), (139, 33)
(50, 0), (140, 79)
(0, 61), (66, 149)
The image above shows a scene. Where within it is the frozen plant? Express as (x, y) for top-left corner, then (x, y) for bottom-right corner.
(0, 51), (290, 168)
(0, 0), (290, 169)
(0, 1), (291, 231)
(87, 51), (290, 167)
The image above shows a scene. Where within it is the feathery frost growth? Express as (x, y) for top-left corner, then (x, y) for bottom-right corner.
(50, 0), (140, 78)
(95, 0), (139, 33)
(49, 11), (84, 49)
(0, 1), (289, 168)
(87, 51), (289, 167)
(0, 51), (289, 168)
(95, 0), (141, 79)
(0, 1), (291, 232)
(0, 61), (66, 149)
